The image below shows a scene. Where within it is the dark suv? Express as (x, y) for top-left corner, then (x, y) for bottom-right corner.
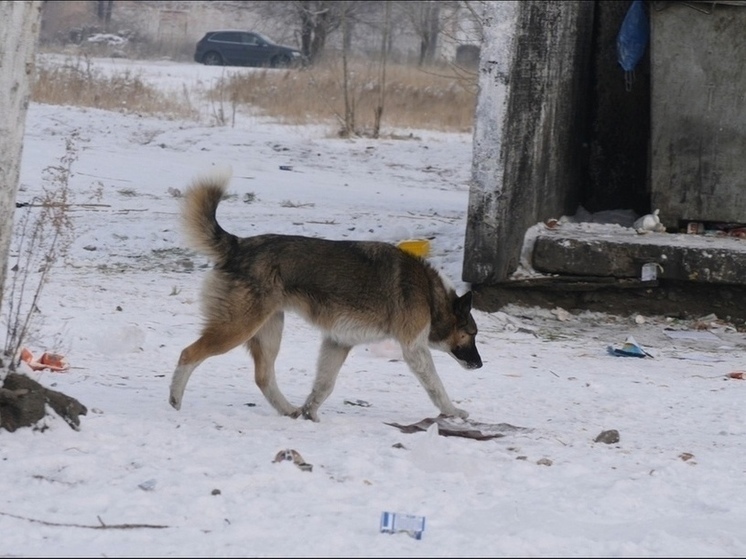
(194, 31), (304, 68)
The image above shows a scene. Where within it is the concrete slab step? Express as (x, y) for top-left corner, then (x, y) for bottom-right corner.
(531, 224), (746, 285)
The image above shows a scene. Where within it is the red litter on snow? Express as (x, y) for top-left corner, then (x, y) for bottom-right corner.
(20, 348), (69, 372)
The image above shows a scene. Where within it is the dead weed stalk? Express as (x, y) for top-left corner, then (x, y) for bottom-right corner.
(3, 135), (82, 369)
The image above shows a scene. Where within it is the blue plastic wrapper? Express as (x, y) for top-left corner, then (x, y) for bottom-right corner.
(380, 512), (426, 540)
(607, 336), (653, 358)
(617, 0), (649, 72)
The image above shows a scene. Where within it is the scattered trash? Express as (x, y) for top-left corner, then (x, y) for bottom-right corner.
(488, 311), (538, 336)
(686, 222), (705, 235)
(607, 336), (653, 358)
(726, 227), (746, 239)
(380, 512), (426, 540)
(138, 479), (157, 491)
(20, 348), (69, 372)
(344, 399), (371, 407)
(633, 209), (665, 234)
(594, 429), (620, 444)
(559, 206), (637, 227)
(640, 262), (662, 282)
(679, 452), (695, 463)
(279, 165), (293, 171)
(272, 449), (313, 472)
(691, 313), (736, 333)
(684, 222), (746, 238)
(727, 371), (746, 380)
(384, 416), (530, 441)
(552, 307), (571, 322)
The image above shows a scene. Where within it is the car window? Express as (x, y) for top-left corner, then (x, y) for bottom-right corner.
(241, 33), (259, 45)
(255, 32), (273, 45)
(211, 32), (241, 44)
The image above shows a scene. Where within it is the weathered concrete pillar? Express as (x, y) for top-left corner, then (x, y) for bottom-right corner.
(463, 0), (595, 285)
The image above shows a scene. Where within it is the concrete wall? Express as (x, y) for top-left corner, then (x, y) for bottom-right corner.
(463, 0), (595, 284)
(650, 2), (746, 228)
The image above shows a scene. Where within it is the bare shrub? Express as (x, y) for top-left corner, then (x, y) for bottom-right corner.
(2, 135), (99, 370)
(204, 69), (237, 127)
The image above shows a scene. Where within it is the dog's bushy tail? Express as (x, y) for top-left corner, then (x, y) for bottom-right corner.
(181, 170), (235, 262)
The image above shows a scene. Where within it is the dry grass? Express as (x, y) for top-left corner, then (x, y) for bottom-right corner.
(32, 57), (199, 120)
(31, 54), (477, 133)
(206, 58), (477, 134)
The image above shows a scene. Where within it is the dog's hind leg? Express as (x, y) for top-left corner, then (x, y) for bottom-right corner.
(169, 320), (262, 411)
(247, 311), (298, 417)
(295, 337), (351, 422)
(401, 334), (469, 419)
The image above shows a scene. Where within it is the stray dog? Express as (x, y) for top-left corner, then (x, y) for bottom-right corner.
(169, 172), (483, 421)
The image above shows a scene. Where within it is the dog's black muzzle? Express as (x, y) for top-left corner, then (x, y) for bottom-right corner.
(452, 345), (483, 369)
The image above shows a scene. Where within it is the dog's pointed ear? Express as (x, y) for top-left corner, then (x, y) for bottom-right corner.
(454, 291), (474, 316)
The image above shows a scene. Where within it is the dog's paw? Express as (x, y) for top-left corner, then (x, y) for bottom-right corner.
(286, 406), (319, 421)
(442, 407), (469, 420)
(300, 406), (321, 423)
(169, 395), (181, 411)
(287, 408), (303, 419)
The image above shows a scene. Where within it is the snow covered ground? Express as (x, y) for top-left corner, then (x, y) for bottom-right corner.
(1, 55), (745, 557)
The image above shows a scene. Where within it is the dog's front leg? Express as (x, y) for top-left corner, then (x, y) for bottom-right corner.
(401, 340), (468, 419)
(295, 337), (351, 422)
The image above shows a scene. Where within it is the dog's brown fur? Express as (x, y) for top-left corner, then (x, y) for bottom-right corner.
(169, 172), (482, 421)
